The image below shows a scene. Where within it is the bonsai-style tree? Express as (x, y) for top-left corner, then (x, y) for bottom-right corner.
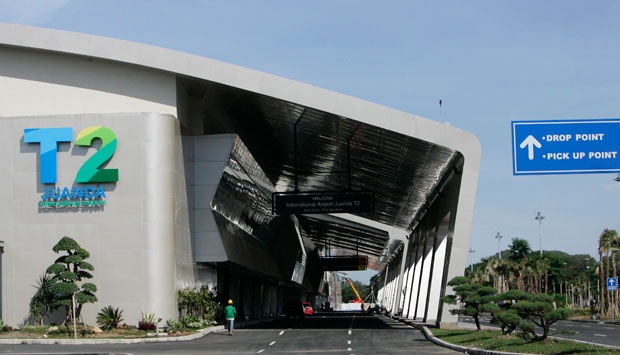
(512, 292), (572, 341)
(442, 276), (498, 330)
(490, 289), (531, 335)
(45, 236), (97, 325)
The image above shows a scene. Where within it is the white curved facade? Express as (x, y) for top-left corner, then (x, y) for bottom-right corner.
(0, 23), (481, 328)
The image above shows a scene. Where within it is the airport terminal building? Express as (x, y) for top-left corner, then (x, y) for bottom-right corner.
(0, 23), (480, 328)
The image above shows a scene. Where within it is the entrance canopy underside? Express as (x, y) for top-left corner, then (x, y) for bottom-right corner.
(179, 77), (461, 271)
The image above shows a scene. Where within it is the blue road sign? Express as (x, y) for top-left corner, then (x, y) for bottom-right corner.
(608, 277), (617, 291)
(512, 119), (620, 175)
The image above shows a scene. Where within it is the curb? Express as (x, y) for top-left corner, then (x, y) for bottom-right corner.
(0, 325), (225, 345)
(391, 315), (532, 355)
(420, 326), (531, 355)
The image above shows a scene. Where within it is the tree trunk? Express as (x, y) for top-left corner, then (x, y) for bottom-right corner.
(600, 252), (606, 316)
(607, 251), (612, 317)
(613, 252), (618, 318)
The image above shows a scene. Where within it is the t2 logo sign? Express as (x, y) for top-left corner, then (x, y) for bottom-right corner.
(24, 126), (118, 184)
(24, 126), (118, 209)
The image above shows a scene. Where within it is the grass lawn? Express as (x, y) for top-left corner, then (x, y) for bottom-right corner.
(430, 328), (620, 354)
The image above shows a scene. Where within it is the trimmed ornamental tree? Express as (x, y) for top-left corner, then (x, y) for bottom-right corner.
(442, 276), (498, 330)
(45, 236), (97, 325)
(511, 292), (572, 341)
(490, 289), (531, 335)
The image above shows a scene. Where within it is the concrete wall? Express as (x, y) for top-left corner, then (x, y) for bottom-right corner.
(0, 113), (183, 326)
(0, 44), (186, 326)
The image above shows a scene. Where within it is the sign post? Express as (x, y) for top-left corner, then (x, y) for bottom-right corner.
(607, 277), (617, 291)
(512, 119), (620, 175)
(610, 277), (618, 319)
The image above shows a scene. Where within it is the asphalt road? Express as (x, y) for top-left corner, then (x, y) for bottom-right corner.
(0, 314), (460, 355)
(550, 319), (620, 348)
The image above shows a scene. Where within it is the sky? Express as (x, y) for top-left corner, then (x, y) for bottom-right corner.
(2, 1), (620, 284)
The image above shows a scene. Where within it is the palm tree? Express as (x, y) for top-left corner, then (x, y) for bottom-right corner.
(528, 257), (550, 294)
(29, 274), (58, 326)
(493, 259), (511, 293)
(598, 229), (618, 317)
(508, 238), (531, 292)
(470, 257), (493, 286)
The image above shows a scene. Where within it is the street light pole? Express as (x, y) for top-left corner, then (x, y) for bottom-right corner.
(468, 248), (475, 272)
(535, 212), (545, 256)
(495, 232), (503, 260)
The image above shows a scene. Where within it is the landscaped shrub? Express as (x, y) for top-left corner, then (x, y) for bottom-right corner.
(138, 312), (156, 331)
(96, 305), (124, 330)
(178, 314), (192, 328)
(166, 319), (183, 332)
(177, 287), (222, 326)
(0, 319), (11, 332)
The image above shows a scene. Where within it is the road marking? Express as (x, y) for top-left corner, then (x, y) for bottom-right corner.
(279, 330), (285, 335)
(604, 327), (615, 330)
(594, 334), (607, 337)
(269, 341), (276, 346)
(348, 329), (352, 335)
(257, 350), (264, 353)
(582, 325), (592, 328)
(348, 340), (351, 344)
(348, 348), (352, 351)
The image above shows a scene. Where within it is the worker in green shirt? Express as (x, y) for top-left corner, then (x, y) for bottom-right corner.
(224, 299), (237, 336)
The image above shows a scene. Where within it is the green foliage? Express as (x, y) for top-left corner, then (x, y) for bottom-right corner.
(489, 289), (531, 335)
(508, 238), (531, 263)
(491, 309), (522, 335)
(166, 319), (183, 332)
(75, 283), (97, 304)
(29, 274), (59, 326)
(431, 328), (620, 354)
(177, 287), (222, 326)
(490, 290), (573, 341)
(52, 236), (81, 252)
(45, 236), (98, 324)
(96, 306), (124, 330)
(511, 293), (572, 341)
(53, 282), (79, 295)
(138, 312), (156, 331)
(20, 325), (49, 333)
(498, 289), (530, 302)
(442, 276), (498, 330)
(178, 314), (192, 328)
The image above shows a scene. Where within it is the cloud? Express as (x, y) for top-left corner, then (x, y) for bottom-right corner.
(0, 0), (71, 25)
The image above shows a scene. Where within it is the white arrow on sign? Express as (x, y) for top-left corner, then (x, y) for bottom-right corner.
(519, 135), (542, 160)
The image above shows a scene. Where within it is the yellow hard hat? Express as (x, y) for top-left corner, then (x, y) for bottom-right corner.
(228, 299), (233, 304)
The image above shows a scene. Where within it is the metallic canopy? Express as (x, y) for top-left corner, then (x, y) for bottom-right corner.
(182, 78), (461, 271)
(0, 23), (474, 274)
